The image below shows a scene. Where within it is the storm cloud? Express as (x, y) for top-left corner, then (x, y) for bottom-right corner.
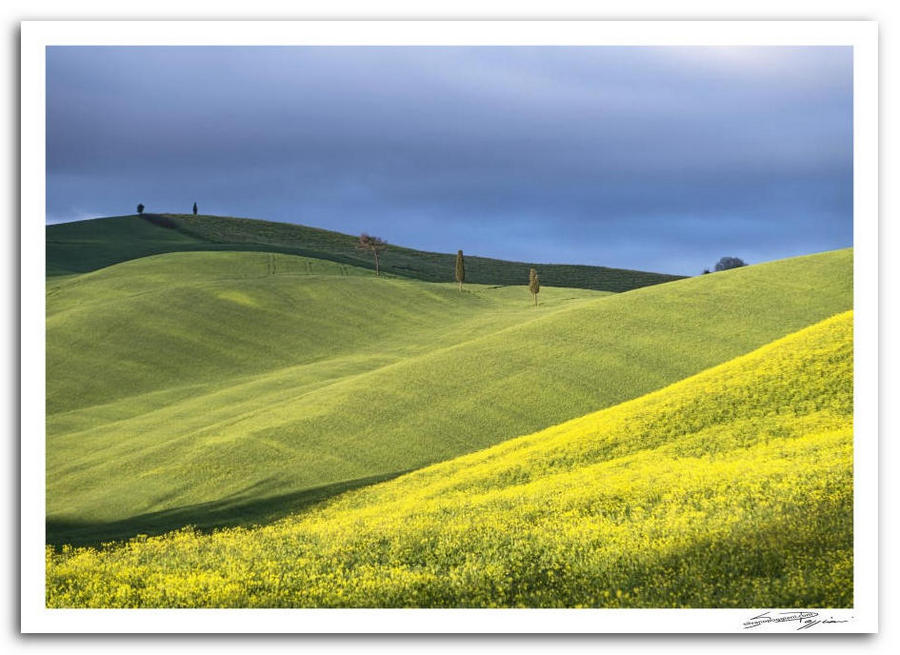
(46, 46), (852, 275)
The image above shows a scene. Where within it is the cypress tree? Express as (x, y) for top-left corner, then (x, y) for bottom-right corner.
(455, 250), (466, 292)
(529, 268), (540, 306)
(192, 202), (198, 215)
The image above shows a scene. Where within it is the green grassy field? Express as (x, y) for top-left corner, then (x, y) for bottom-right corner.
(47, 215), (208, 277)
(47, 214), (683, 291)
(46, 245), (852, 545)
(46, 311), (853, 608)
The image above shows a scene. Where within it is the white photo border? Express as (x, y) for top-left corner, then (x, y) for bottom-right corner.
(20, 19), (879, 634)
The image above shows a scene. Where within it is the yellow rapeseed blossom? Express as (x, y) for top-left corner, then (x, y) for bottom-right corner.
(46, 312), (853, 608)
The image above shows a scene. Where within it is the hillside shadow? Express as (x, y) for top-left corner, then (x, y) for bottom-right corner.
(46, 470), (409, 548)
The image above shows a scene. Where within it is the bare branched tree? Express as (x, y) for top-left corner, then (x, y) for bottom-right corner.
(357, 233), (388, 276)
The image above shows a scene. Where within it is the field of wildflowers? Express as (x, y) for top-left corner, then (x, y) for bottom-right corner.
(46, 311), (853, 608)
(46, 248), (851, 545)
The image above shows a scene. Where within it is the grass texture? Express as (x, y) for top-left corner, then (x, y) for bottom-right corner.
(46, 311), (853, 608)
(46, 248), (852, 544)
(47, 213), (683, 291)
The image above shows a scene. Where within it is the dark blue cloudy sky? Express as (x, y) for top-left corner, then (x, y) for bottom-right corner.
(46, 46), (852, 275)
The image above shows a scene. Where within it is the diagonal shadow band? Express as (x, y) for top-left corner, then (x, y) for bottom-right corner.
(46, 469), (409, 548)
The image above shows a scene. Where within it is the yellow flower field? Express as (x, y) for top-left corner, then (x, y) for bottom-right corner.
(46, 311), (853, 608)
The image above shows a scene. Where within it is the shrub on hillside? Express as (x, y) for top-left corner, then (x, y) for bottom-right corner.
(714, 257), (746, 272)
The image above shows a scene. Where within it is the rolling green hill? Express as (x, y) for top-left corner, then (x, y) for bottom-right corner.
(46, 247), (852, 545)
(48, 251), (590, 415)
(46, 215), (207, 277)
(47, 214), (683, 291)
(46, 311), (853, 608)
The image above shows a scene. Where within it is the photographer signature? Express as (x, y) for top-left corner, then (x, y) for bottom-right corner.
(743, 610), (850, 631)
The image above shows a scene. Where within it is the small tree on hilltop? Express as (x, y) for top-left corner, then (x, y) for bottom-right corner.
(136, 203), (144, 215)
(714, 256), (747, 272)
(529, 268), (541, 306)
(357, 233), (388, 276)
(455, 250), (466, 292)
(192, 202), (198, 216)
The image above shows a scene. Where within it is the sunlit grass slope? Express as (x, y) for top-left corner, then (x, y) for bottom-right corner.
(49, 250), (571, 414)
(46, 252), (606, 541)
(46, 311), (853, 608)
(47, 214), (683, 291)
(46, 248), (851, 544)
